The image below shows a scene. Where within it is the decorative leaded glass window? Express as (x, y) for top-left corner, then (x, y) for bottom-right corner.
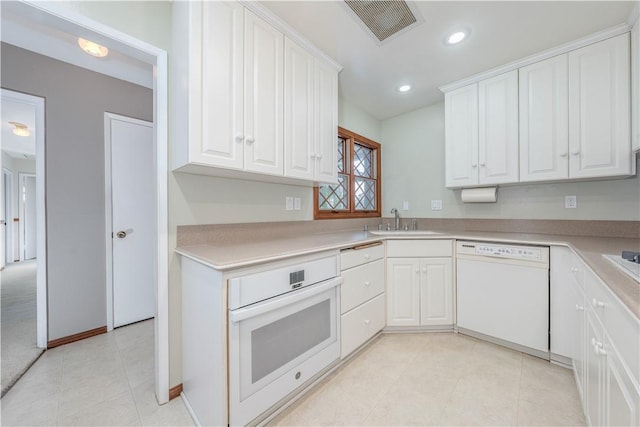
(314, 127), (381, 219)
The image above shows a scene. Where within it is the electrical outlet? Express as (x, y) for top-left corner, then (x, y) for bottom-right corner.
(565, 195), (577, 209)
(431, 199), (443, 210)
(294, 197), (301, 210)
(403, 201), (409, 211)
(285, 196), (294, 211)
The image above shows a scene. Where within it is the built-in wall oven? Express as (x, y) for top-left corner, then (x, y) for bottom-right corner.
(228, 253), (342, 426)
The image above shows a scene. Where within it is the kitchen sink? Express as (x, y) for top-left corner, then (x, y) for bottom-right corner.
(369, 230), (443, 236)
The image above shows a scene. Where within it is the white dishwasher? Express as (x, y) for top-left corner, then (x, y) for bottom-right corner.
(456, 241), (550, 359)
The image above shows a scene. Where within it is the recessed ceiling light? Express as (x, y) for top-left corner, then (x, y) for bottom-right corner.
(397, 85), (412, 93)
(447, 31), (467, 45)
(78, 37), (109, 58)
(9, 122), (30, 137)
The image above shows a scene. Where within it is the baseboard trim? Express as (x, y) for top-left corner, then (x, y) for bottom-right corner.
(47, 326), (107, 348)
(169, 383), (183, 400)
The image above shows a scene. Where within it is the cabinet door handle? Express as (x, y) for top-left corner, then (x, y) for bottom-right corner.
(316, 154), (323, 160)
(246, 136), (255, 144)
(364, 281), (371, 287)
(592, 298), (605, 309)
(575, 304), (584, 311)
(364, 319), (371, 325)
(560, 152), (568, 157)
(310, 153), (316, 159)
(571, 150), (580, 156)
(480, 163), (486, 167)
(471, 163), (478, 168)
(235, 135), (244, 143)
(571, 267), (579, 273)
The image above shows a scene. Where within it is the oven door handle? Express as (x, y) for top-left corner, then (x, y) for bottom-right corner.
(229, 276), (342, 323)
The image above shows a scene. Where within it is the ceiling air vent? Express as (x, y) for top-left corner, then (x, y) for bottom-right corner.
(343, 0), (423, 45)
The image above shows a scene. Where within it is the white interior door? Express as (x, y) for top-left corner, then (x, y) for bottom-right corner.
(106, 113), (155, 328)
(22, 174), (37, 260)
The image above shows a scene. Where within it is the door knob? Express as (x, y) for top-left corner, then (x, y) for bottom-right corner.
(116, 231), (127, 239)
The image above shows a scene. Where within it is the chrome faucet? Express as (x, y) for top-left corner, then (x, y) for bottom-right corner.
(390, 208), (400, 230)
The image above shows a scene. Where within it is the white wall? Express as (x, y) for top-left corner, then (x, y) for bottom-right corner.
(381, 102), (640, 220)
(338, 96), (382, 142)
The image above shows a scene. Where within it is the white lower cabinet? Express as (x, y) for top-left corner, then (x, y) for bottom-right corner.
(341, 294), (385, 358)
(340, 243), (385, 359)
(551, 246), (640, 427)
(386, 240), (453, 328)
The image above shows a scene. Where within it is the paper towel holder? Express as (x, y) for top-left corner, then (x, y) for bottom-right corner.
(461, 186), (498, 203)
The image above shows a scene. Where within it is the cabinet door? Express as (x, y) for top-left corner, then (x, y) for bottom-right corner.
(519, 55), (569, 182)
(244, 10), (284, 175)
(604, 335), (640, 427)
(314, 59), (339, 184)
(445, 84), (479, 187)
(386, 258), (420, 326)
(585, 308), (605, 427)
(550, 246), (576, 360)
(196, 1), (244, 170)
(571, 280), (586, 402)
(478, 70), (519, 184)
(568, 33), (631, 178)
(632, 19), (640, 152)
(419, 258), (453, 326)
(283, 37), (314, 181)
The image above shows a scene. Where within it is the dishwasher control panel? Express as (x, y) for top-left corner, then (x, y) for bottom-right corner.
(457, 241), (546, 261)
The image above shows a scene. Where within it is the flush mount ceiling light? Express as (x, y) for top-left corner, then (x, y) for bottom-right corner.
(9, 121), (30, 137)
(78, 37), (109, 58)
(447, 31), (467, 45)
(397, 84), (412, 93)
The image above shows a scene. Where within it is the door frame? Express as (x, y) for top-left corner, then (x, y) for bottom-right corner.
(3, 168), (13, 267)
(1, 88), (46, 349)
(18, 172), (36, 261)
(22, 1), (170, 403)
(104, 112), (154, 331)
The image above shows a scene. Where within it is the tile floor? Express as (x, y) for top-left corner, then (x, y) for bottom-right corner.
(0, 320), (194, 426)
(270, 333), (587, 426)
(2, 325), (586, 427)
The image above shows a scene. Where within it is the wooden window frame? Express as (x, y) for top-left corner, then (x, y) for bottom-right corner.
(314, 127), (381, 219)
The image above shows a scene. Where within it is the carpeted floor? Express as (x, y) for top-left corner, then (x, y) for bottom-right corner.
(1, 259), (43, 397)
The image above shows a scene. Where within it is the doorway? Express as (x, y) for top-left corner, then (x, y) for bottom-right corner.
(3, 169), (13, 266)
(3, 1), (169, 403)
(18, 173), (36, 261)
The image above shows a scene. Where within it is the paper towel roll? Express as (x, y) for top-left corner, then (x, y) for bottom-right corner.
(461, 187), (498, 203)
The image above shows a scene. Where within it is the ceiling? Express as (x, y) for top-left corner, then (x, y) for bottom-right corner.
(262, 1), (638, 120)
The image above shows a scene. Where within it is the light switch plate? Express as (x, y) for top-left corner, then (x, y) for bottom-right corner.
(565, 195), (577, 209)
(294, 197), (301, 210)
(285, 196), (294, 211)
(431, 199), (443, 210)
(403, 201), (409, 211)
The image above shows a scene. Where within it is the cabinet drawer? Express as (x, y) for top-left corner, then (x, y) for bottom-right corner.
(341, 294), (385, 359)
(340, 242), (384, 270)
(341, 259), (384, 314)
(387, 240), (453, 258)
(585, 272), (640, 383)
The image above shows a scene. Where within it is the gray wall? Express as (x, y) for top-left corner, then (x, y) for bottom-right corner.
(1, 43), (153, 341)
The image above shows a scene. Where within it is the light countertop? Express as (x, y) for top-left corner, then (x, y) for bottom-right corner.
(176, 229), (640, 318)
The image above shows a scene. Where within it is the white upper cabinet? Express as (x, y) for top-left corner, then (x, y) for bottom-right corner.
(519, 55), (569, 182)
(478, 70), (519, 184)
(314, 59), (339, 184)
(568, 33), (631, 178)
(243, 10), (284, 176)
(173, 1), (245, 170)
(172, 1), (341, 184)
(283, 37), (314, 181)
(443, 28), (635, 187)
(283, 40), (339, 184)
(445, 84), (479, 187)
